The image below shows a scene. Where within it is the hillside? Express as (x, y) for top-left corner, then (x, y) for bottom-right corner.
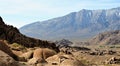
(0, 17), (59, 52)
(20, 7), (120, 40)
(89, 30), (120, 45)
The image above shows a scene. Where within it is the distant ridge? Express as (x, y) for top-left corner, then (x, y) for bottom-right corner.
(20, 7), (120, 40)
(89, 30), (120, 45)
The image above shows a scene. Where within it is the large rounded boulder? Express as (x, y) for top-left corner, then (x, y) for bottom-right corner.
(33, 48), (57, 59)
(28, 48), (57, 65)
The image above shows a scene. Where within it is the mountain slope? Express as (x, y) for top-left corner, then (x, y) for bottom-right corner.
(89, 30), (120, 45)
(0, 17), (59, 52)
(20, 7), (120, 40)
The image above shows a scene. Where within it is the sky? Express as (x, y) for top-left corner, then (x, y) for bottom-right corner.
(0, 0), (120, 28)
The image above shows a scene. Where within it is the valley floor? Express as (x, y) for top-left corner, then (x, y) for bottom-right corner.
(72, 45), (120, 66)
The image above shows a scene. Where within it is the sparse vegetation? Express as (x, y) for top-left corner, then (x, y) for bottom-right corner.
(99, 45), (105, 48)
(11, 43), (27, 52)
(109, 45), (120, 48)
(11, 43), (22, 47)
(80, 60), (90, 65)
(109, 46), (116, 48)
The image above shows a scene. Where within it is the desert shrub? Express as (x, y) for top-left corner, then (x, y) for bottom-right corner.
(99, 45), (105, 48)
(116, 46), (120, 48)
(109, 46), (115, 48)
(12, 43), (21, 47)
(11, 43), (27, 52)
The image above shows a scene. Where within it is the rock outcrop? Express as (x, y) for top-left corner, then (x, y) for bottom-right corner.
(55, 39), (73, 46)
(46, 54), (85, 66)
(60, 45), (90, 54)
(105, 57), (120, 64)
(0, 17), (59, 52)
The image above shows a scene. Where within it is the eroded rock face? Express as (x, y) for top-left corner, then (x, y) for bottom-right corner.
(0, 17), (59, 52)
(0, 50), (18, 66)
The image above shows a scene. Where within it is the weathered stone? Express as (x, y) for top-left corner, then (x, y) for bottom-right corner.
(33, 48), (57, 59)
(28, 57), (46, 65)
(46, 54), (85, 66)
(105, 57), (120, 64)
(20, 51), (33, 60)
(0, 50), (18, 66)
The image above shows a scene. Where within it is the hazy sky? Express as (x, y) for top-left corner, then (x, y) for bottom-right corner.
(0, 0), (120, 28)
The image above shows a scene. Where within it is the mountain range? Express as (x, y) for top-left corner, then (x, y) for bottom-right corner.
(20, 7), (120, 41)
